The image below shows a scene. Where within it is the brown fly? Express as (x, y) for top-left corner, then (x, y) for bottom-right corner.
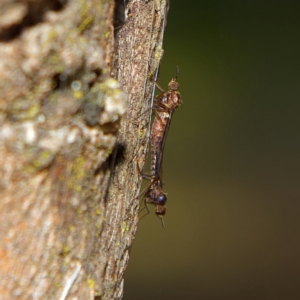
(139, 68), (182, 226)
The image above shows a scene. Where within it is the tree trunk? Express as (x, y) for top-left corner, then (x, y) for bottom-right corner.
(0, 0), (168, 299)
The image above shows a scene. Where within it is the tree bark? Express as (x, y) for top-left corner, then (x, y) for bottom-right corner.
(0, 0), (168, 299)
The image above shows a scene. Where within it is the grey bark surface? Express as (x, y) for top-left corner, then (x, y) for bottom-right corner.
(0, 0), (168, 299)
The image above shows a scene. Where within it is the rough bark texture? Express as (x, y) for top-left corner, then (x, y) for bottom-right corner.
(0, 0), (168, 299)
(99, 0), (169, 298)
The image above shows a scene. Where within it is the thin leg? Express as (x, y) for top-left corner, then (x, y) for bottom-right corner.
(132, 107), (152, 122)
(138, 199), (150, 222)
(137, 160), (154, 181)
(152, 108), (165, 125)
(155, 82), (165, 92)
(135, 181), (152, 199)
(142, 173), (153, 180)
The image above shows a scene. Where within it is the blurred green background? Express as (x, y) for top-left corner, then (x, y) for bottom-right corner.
(124, 1), (300, 299)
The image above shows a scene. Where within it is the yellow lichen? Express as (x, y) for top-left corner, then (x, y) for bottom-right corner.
(74, 185), (82, 192)
(78, 0), (94, 33)
(62, 245), (70, 255)
(87, 278), (95, 289)
(46, 29), (58, 43)
(31, 150), (52, 168)
(69, 225), (75, 232)
(79, 16), (94, 33)
(67, 156), (85, 191)
(73, 90), (83, 99)
(121, 221), (128, 235)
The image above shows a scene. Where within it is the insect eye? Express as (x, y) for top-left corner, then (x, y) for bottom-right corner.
(158, 194), (167, 205)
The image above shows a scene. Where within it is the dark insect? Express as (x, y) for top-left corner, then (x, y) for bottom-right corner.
(139, 68), (182, 227)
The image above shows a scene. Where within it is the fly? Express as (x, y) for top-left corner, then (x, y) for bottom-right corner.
(139, 68), (182, 226)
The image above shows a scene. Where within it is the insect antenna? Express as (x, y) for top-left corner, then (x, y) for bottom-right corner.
(175, 66), (179, 80)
